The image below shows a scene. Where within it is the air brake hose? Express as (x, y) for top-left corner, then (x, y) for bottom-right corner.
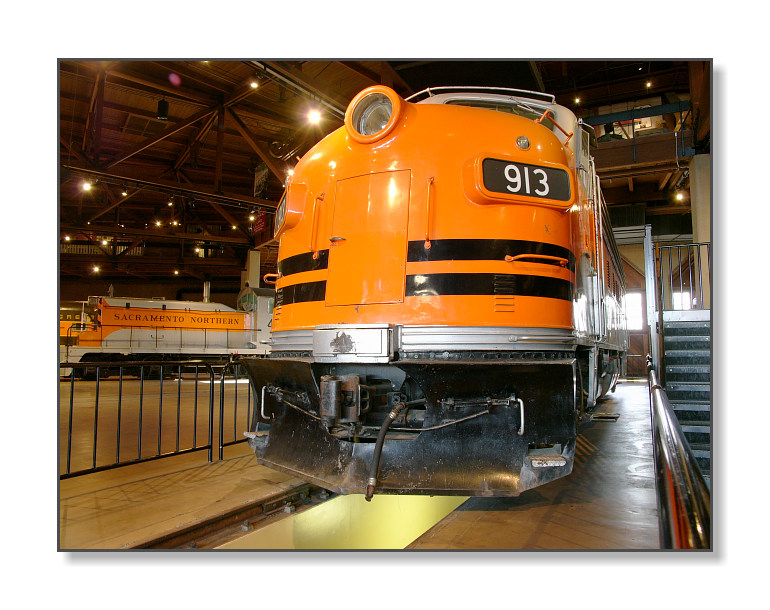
(365, 401), (409, 501)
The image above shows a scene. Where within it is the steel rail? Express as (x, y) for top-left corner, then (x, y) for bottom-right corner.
(130, 483), (328, 549)
(647, 357), (711, 549)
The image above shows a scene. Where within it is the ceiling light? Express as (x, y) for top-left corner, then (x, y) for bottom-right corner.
(172, 221), (179, 226)
(174, 270), (179, 275)
(93, 266), (100, 273)
(232, 225), (237, 230)
(81, 181), (92, 191)
(156, 220), (162, 227)
(249, 215), (255, 221)
(250, 81), (259, 89)
(646, 82), (652, 88)
(64, 235), (71, 241)
(121, 185), (128, 196)
(101, 239), (108, 245)
(676, 192), (684, 201)
(287, 169), (294, 176)
(194, 247), (201, 253)
(307, 109), (321, 124)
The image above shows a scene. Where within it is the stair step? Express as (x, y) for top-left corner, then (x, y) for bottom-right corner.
(670, 400), (711, 411)
(678, 420), (711, 430)
(665, 350), (711, 365)
(682, 429), (710, 445)
(666, 365), (711, 383)
(666, 381), (710, 401)
(663, 336), (710, 350)
(671, 403), (711, 423)
(662, 321), (711, 336)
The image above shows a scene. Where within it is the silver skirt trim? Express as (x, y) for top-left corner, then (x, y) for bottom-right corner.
(270, 325), (576, 359)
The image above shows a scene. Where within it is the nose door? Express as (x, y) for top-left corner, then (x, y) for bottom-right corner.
(325, 170), (411, 306)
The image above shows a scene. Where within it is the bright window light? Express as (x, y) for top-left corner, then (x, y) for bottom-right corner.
(623, 292), (644, 330)
(673, 291), (692, 310)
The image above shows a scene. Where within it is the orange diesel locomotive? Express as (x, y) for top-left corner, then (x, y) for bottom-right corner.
(243, 85), (627, 499)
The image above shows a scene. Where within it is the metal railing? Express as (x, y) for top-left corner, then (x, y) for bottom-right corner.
(59, 359), (257, 479)
(647, 358), (711, 549)
(658, 242), (711, 312)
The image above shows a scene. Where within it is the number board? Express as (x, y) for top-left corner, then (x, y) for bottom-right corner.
(482, 158), (571, 202)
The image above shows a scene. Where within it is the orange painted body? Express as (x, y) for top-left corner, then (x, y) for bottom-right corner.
(273, 95), (582, 332)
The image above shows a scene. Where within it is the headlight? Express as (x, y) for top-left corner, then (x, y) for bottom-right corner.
(352, 94), (392, 135)
(345, 86), (403, 144)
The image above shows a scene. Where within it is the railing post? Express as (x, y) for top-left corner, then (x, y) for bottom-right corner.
(644, 225), (661, 374)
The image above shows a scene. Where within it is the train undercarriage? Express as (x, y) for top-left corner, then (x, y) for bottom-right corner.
(242, 347), (622, 499)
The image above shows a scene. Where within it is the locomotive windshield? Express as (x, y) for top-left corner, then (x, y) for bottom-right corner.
(446, 99), (555, 130)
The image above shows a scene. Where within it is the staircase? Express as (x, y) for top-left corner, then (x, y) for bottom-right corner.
(661, 310), (711, 485)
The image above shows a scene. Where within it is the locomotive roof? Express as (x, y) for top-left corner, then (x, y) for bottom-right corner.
(97, 296), (237, 312)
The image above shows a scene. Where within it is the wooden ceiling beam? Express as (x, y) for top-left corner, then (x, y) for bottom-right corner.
(257, 61), (348, 116)
(60, 136), (93, 167)
(60, 253), (245, 268)
(87, 186), (144, 224)
(103, 106), (216, 169)
(338, 61), (413, 96)
(116, 238), (145, 257)
(227, 108), (287, 181)
(645, 204), (691, 216)
(60, 223), (251, 246)
(658, 172), (673, 191)
(82, 71), (105, 153)
(204, 198), (252, 243)
(169, 111), (217, 172)
(688, 61), (711, 144)
(62, 165), (278, 211)
(553, 67), (690, 109)
(150, 61), (231, 95)
(106, 66), (214, 105)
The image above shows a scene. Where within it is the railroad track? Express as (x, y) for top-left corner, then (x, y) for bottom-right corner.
(131, 483), (333, 549)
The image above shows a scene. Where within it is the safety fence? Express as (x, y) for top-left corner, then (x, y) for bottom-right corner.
(657, 242), (711, 312)
(59, 359), (257, 479)
(647, 358), (710, 549)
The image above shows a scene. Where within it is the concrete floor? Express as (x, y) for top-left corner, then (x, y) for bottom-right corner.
(408, 378), (660, 549)
(59, 377), (660, 550)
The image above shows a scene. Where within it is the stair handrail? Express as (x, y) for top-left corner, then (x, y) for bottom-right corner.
(647, 356), (711, 549)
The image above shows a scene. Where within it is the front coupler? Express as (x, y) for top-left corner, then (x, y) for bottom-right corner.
(241, 356), (577, 497)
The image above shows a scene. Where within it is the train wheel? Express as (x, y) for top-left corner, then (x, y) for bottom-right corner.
(142, 356), (161, 379)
